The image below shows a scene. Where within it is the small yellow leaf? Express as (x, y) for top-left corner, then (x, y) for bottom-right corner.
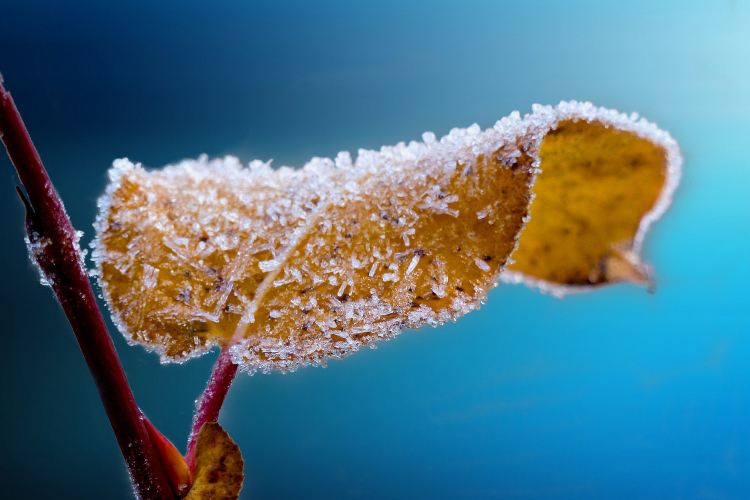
(93, 115), (536, 372)
(503, 102), (682, 296)
(184, 422), (244, 500)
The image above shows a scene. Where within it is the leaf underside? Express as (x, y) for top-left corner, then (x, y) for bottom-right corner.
(503, 103), (681, 297)
(508, 119), (667, 286)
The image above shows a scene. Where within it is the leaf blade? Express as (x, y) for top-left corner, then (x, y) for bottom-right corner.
(94, 117), (537, 372)
(184, 422), (243, 500)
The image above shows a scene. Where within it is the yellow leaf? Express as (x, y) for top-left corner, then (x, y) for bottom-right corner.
(184, 422), (244, 500)
(92, 102), (681, 372)
(93, 115), (536, 372)
(503, 102), (682, 297)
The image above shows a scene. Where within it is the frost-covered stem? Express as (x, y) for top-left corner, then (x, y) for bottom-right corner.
(0, 75), (175, 500)
(186, 348), (238, 471)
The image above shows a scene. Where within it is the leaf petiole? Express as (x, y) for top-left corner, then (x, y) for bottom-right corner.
(186, 348), (238, 472)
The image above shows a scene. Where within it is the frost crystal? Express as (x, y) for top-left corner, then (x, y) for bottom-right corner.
(406, 255), (420, 275)
(25, 232), (52, 286)
(474, 258), (491, 272)
(258, 260), (280, 273)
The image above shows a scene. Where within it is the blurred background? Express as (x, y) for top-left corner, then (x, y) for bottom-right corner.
(1, 1), (748, 498)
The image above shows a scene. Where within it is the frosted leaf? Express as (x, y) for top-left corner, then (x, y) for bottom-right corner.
(92, 101), (680, 373)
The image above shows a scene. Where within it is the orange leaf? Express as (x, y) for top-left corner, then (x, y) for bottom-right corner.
(93, 114), (536, 372)
(183, 422), (244, 500)
(92, 101), (681, 372)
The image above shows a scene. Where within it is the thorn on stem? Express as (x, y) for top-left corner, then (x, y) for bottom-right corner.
(15, 185), (34, 215)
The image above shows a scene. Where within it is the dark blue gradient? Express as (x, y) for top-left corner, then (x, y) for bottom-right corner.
(1, 1), (748, 498)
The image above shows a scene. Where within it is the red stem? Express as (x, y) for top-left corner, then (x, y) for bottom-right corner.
(0, 75), (175, 500)
(185, 348), (238, 471)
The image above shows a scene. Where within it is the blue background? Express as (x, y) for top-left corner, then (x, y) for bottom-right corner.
(1, 1), (748, 498)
